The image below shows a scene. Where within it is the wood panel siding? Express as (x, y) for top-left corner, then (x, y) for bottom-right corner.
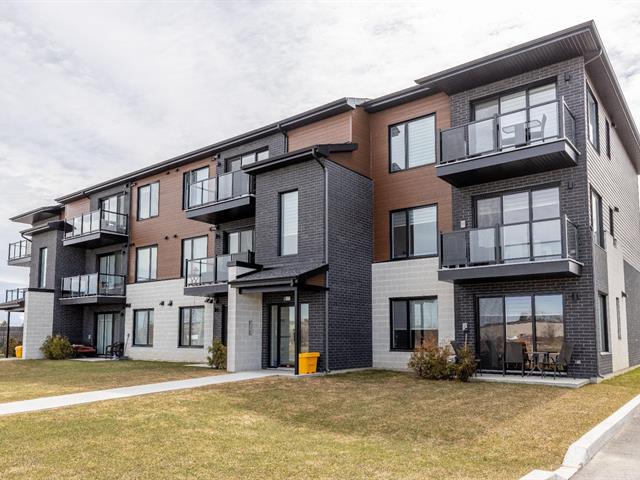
(288, 108), (371, 178)
(127, 157), (217, 283)
(63, 197), (91, 219)
(369, 93), (452, 263)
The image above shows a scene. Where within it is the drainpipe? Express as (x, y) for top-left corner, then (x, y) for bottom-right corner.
(312, 147), (330, 373)
(277, 123), (289, 153)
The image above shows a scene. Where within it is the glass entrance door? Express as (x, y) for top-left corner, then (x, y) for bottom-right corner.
(96, 313), (114, 356)
(269, 305), (296, 368)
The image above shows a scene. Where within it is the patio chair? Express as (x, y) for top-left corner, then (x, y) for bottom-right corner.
(503, 342), (527, 376)
(450, 340), (482, 376)
(105, 342), (124, 359)
(543, 342), (574, 379)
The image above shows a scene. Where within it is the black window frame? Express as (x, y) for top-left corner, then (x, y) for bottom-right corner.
(390, 204), (438, 260)
(181, 235), (209, 277)
(605, 119), (611, 159)
(597, 293), (610, 353)
(587, 87), (600, 152)
(224, 228), (254, 255)
(133, 309), (154, 347)
(182, 166), (210, 210)
(38, 247), (48, 289)
(279, 189), (299, 257)
(137, 181), (160, 220)
(591, 188), (605, 248)
(179, 306), (205, 348)
(135, 245), (158, 283)
(225, 147), (269, 172)
(609, 206), (615, 239)
(389, 296), (439, 351)
(388, 113), (437, 173)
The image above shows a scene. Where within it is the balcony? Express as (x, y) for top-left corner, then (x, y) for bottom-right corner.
(0, 288), (26, 312)
(7, 240), (31, 267)
(438, 215), (582, 282)
(63, 210), (128, 248)
(438, 98), (579, 187)
(184, 251), (255, 296)
(60, 273), (126, 305)
(185, 171), (255, 224)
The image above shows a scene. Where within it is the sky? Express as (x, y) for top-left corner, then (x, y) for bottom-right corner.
(1, 0), (640, 324)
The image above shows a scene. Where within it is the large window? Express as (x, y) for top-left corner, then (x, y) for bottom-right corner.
(391, 297), (438, 350)
(226, 229), (253, 254)
(101, 193), (125, 214)
(181, 236), (208, 276)
(226, 149), (269, 172)
(183, 166), (209, 209)
(597, 293), (610, 353)
(391, 205), (438, 259)
(133, 309), (154, 346)
(38, 247), (48, 288)
(587, 88), (599, 151)
(478, 294), (564, 370)
(136, 245), (158, 282)
(138, 182), (159, 220)
(591, 188), (604, 248)
(389, 114), (436, 172)
(180, 307), (205, 347)
(280, 191), (298, 256)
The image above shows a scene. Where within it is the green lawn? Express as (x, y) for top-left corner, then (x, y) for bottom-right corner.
(0, 360), (222, 403)
(0, 367), (639, 479)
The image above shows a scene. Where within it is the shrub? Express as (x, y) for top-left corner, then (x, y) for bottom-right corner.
(451, 344), (477, 382)
(408, 338), (453, 380)
(40, 335), (74, 360)
(0, 337), (21, 358)
(207, 338), (227, 370)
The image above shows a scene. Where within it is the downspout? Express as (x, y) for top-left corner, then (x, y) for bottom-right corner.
(312, 147), (330, 373)
(277, 123), (289, 153)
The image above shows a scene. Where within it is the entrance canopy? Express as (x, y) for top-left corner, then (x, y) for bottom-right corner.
(230, 262), (327, 294)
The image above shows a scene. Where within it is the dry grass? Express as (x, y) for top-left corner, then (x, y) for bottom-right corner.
(0, 368), (639, 479)
(0, 359), (222, 403)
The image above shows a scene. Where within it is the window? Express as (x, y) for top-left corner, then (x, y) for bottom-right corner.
(597, 293), (610, 353)
(389, 114), (436, 171)
(391, 297), (438, 350)
(591, 189), (604, 248)
(226, 229), (253, 254)
(101, 193), (125, 214)
(137, 182), (159, 220)
(609, 207), (615, 239)
(38, 247), (48, 288)
(280, 191), (298, 256)
(136, 245), (157, 282)
(226, 149), (268, 172)
(183, 166), (209, 209)
(133, 310), (154, 346)
(616, 297), (622, 340)
(181, 236), (208, 276)
(587, 88), (599, 150)
(605, 119), (611, 158)
(180, 307), (205, 347)
(391, 205), (438, 259)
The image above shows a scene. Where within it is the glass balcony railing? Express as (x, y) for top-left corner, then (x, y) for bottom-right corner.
(440, 215), (578, 269)
(4, 288), (26, 303)
(185, 251), (255, 286)
(65, 210), (128, 239)
(61, 273), (126, 298)
(8, 240), (31, 261)
(439, 97), (577, 165)
(187, 171), (254, 209)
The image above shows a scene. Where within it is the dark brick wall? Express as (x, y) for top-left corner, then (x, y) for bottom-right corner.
(326, 161), (373, 370)
(213, 295), (228, 343)
(449, 57), (602, 378)
(625, 261), (640, 366)
(214, 217), (256, 256)
(217, 133), (286, 170)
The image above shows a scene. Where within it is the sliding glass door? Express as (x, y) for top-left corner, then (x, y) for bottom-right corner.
(96, 313), (115, 356)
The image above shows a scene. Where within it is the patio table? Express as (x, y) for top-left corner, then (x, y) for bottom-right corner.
(525, 351), (550, 376)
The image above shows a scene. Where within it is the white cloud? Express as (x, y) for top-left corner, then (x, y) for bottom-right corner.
(0, 0), (639, 296)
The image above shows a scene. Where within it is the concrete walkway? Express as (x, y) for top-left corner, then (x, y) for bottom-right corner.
(573, 409), (640, 479)
(0, 370), (281, 416)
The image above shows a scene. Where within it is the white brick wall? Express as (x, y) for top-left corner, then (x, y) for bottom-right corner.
(125, 279), (214, 363)
(227, 266), (263, 372)
(22, 290), (54, 359)
(606, 235), (630, 372)
(372, 258), (454, 370)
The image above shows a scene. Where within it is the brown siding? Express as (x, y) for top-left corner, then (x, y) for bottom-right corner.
(369, 93), (452, 263)
(288, 108), (371, 178)
(128, 157), (217, 283)
(63, 197), (91, 219)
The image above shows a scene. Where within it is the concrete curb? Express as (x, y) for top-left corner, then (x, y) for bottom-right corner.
(520, 393), (640, 479)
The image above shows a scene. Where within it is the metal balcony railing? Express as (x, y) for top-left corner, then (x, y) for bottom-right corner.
(8, 240), (31, 261)
(61, 273), (126, 298)
(439, 97), (577, 165)
(185, 251), (255, 286)
(187, 171), (254, 209)
(440, 215), (578, 269)
(65, 210), (128, 239)
(4, 288), (26, 303)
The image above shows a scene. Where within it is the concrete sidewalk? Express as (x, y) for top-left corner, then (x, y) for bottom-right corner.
(0, 370), (281, 416)
(572, 409), (640, 479)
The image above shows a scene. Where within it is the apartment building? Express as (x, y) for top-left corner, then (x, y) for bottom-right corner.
(2, 21), (639, 379)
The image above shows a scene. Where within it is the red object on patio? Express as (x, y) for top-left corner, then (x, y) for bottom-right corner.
(72, 344), (97, 356)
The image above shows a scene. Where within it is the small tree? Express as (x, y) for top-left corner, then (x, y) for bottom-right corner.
(207, 339), (227, 370)
(40, 335), (74, 360)
(451, 344), (477, 382)
(408, 338), (453, 380)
